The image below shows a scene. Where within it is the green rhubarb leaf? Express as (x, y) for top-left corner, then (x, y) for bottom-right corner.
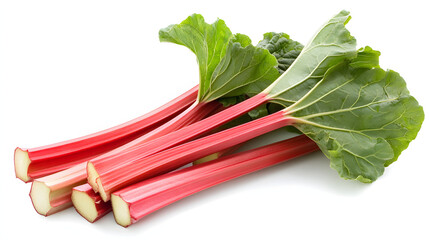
(217, 95), (247, 108)
(266, 10), (357, 107)
(215, 32), (304, 119)
(199, 34), (279, 102)
(287, 47), (424, 182)
(248, 104), (269, 119)
(160, 15), (280, 103)
(257, 32), (304, 74)
(224, 32), (304, 99)
(159, 14), (233, 100)
(228, 32), (304, 121)
(232, 33), (252, 48)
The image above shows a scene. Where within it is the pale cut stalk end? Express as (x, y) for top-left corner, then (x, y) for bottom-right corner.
(15, 148), (31, 182)
(111, 194), (131, 227)
(30, 181), (51, 215)
(71, 189), (98, 223)
(87, 162), (99, 192)
(29, 181), (71, 216)
(97, 178), (109, 202)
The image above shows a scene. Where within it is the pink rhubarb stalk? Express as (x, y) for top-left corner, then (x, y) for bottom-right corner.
(15, 85), (198, 182)
(94, 108), (296, 201)
(87, 93), (270, 194)
(28, 99), (220, 215)
(71, 144), (237, 223)
(72, 184), (111, 223)
(29, 162), (87, 216)
(111, 135), (319, 227)
(87, 100), (221, 190)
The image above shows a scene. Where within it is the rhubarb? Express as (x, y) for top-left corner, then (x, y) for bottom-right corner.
(87, 14), (304, 192)
(30, 162), (87, 216)
(29, 97), (220, 215)
(15, 85), (198, 182)
(71, 145), (239, 223)
(89, 10), (356, 200)
(111, 135), (319, 227)
(72, 184), (111, 223)
(14, 11), (424, 228)
(93, 11), (424, 201)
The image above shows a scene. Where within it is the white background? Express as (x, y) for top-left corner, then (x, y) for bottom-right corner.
(1, 1), (428, 239)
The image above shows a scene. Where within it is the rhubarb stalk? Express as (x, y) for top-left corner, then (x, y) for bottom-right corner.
(86, 100), (221, 190)
(72, 184), (111, 223)
(87, 94), (268, 192)
(88, 93), (270, 196)
(30, 162), (87, 216)
(111, 135), (319, 227)
(95, 110), (293, 201)
(15, 85), (198, 182)
(29, 98), (220, 215)
(72, 143), (238, 223)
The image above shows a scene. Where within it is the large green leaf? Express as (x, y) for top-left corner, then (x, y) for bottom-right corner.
(215, 32), (304, 118)
(224, 32), (304, 99)
(266, 10), (357, 107)
(160, 15), (281, 103)
(159, 14), (233, 100)
(257, 32), (304, 74)
(286, 47), (424, 182)
(199, 34), (279, 102)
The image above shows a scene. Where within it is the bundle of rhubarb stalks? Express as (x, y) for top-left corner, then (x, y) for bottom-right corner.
(14, 11), (424, 228)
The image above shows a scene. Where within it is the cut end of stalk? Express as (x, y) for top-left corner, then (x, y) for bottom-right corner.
(15, 148), (31, 182)
(29, 181), (52, 216)
(87, 162), (99, 192)
(30, 180), (73, 216)
(111, 194), (131, 227)
(97, 178), (109, 202)
(71, 189), (98, 223)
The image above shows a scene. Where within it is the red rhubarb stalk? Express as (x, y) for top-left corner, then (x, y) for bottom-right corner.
(71, 144), (237, 223)
(29, 162), (87, 216)
(87, 93), (269, 193)
(29, 99), (220, 215)
(86, 100), (221, 190)
(95, 109), (295, 201)
(111, 135), (318, 227)
(72, 184), (111, 223)
(15, 85), (198, 182)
